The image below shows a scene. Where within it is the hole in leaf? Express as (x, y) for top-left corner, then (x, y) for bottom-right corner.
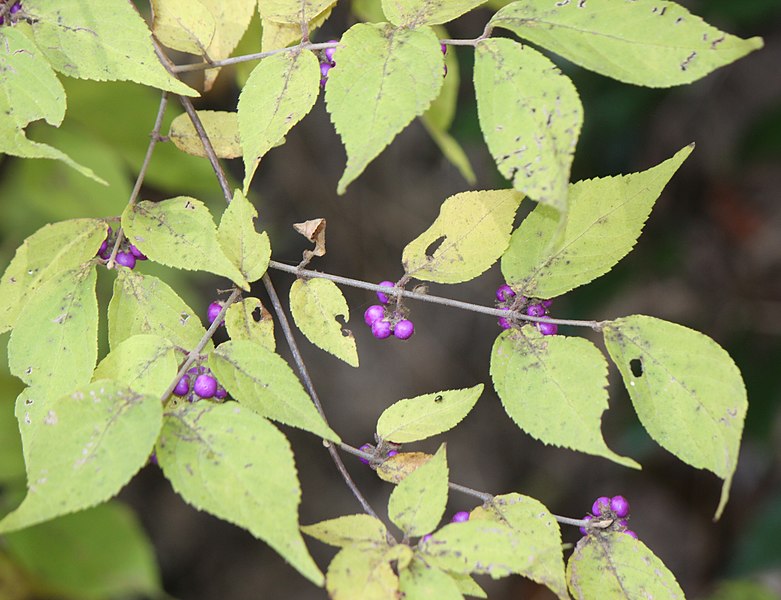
(336, 314), (350, 337)
(630, 358), (643, 377)
(251, 307), (262, 322)
(424, 236), (446, 259)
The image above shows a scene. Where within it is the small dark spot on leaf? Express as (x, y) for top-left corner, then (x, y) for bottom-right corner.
(630, 358), (643, 377)
(434, 395), (443, 403)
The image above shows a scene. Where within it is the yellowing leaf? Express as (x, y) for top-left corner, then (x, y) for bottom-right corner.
(225, 297), (275, 351)
(260, 5), (335, 52)
(289, 278), (359, 367)
(238, 49), (320, 192)
(490, 0), (763, 87)
(122, 197), (248, 289)
(567, 533), (684, 599)
(92, 334), (177, 398)
(217, 190), (271, 283)
(603, 315), (747, 518)
(403, 190), (521, 283)
(326, 546), (399, 600)
(376, 452), (432, 484)
(28, 0), (197, 96)
(152, 0), (216, 55)
(199, 0), (257, 91)
(388, 445), (448, 537)
(474, 38), (582, 212)
(301, 514), (389, 549)
(382, 0), (486, 27)
(399, 559), (465, 600)
(326, 23), (443, 194)
(1, 382), (162, 533)
(376, 385), (483, 443)
(490, 328), (639, 468)
(169, 111), (242, 159)
(259, 0), (335, 23)
(502, 145), (693, 297)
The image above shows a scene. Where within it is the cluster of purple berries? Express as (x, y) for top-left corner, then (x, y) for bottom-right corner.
(495, 284), (557, 336)
(580, 494), (637, 539)
(357, 442), (399, 466)
(363, 281), (415, 340)
(173, 364), (227, 403)
(97, 227), (147, 269)
(0, 1), (22, 25)
(319, 40), (337, 88)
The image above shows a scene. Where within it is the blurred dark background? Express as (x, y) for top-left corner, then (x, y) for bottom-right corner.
(1, 0), (780, 598)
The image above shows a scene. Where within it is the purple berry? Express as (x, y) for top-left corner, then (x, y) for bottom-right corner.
(451, 511), (470, 523)
(386, 450), (398, 458)
(495, 284), (516, 302)
(115, 251), (136, 269)
(421, 533), (433, 543)
(624, 529), (639, 540)
(537, 321), (558, 336)
(173, 376), (190, 397)
(541, 299), (553, 309)
(324, 41), (337, 63)
(498, 317), (512, 329)
(376, 281), (395, 304)
(393, 319), (414, 340)
(129, 244), (147, 260)
(358, 443), (373, 465)
(187, 365), (203, 376)
(320, 62), (331, 78)
(10, 1), (21, 14)
(215, 386), (227, 400)
(364, 304), (385, 326)
(610, 495), (630, 518)
(98, 239), (108, 255)
(371, 319), (392, 339)
(592, 496), (611, 516)
(526, 303), (546, 317)
(440, 43), (447, 55)
(207, 301), (223, 324)
(148, 452), (158, 466)
(193, 374), (217, 398)
(579, 514), (593, 536)
(616, 518), (629, 529)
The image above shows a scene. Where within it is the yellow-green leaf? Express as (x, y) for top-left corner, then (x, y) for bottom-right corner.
(259, 4), (335, 52)
(238, 49), (320, 192)
(217, 190), (271, 283)
(259, 0), (336, 23)
(92, 334), (177, 398)
(382, 0), (486, 27)
(490, 328), (639, 468)
(399, 559), (465, 600)
(169, 111), (242, 159)
(403, 190), (521, 283)
(122, 197), (248, 289)
(326, 23), (443, 194)
(474, 38), (582, 212)
(388, 445), (448, 537)
(301, 514), (389, 549)
(225, 297), (275, 351)
(152, 0), (216, 55)
(501, 145), (693, 298)
(289, 278), (358, 367)
(603, 315), (747, 518)
(326, 545), (399, 600)
(199, 0), (257, 91)
(490, 0), (763, 88)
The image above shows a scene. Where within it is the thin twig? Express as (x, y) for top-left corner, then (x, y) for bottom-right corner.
(268, 260), (604, 330)
(160, 288), (243, 407)
(171, 41), (339, 73)
(107, 92), (169, 269)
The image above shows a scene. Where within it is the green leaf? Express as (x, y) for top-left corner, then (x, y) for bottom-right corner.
(399, 558), (464, 600)
(326, 23), (444, 194)
(566, 532), (684, 599)
(0, 397), (24, 485)
(403, 190), (521, 283)
(27, 0), (197, 96)
(474, 38), (582, 212)
(259, 0), (336, 23)
(326, 545), (399, 600)
(8, 264), (98, 398)
(151, 0), (216, 55)
(1, 381), (162, 533)
(382, 0), (486, 27)
(217, 190), (272, 283)
(3, 502), (162, 600)
(452, 573), (487, 598)
(490, 328), (639, 468)
(225, 297), (275, 351)
(490, 0), (764, 88)
(289, 278), (359, 367)
(122, 197), (249, 289)
(376, 385), (483, 443)
(470, 493), (568, 599)
(388, 444), (448, 537)
(301, 514), (389, 548)
(501, 145), (693, 298)
(260, 4), (335, 52)
(156, 401), (323, 585)
(199, 0), (257, 90)
(603, 315), (746, 518)
(238, 48), (320, 192)
(107, 270), (210, 352)
(92, 334), (177, 398)
(0, 28), (103, 182)
(0, 219), (106, 334)
(168, 111), (242, 159)
(209, 340), (339, 441)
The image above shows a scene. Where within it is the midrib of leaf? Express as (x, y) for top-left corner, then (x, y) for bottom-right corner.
(75, 391), (142, 469)
(591, 536), (633, 599)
